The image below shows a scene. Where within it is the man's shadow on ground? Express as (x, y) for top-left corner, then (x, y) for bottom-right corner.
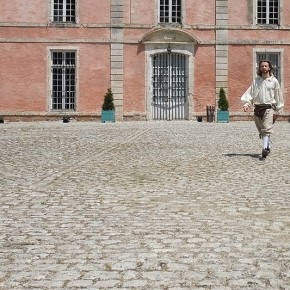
(223, 153), (264, 160)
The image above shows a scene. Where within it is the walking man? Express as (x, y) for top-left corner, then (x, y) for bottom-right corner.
(241, 59), (284, 158)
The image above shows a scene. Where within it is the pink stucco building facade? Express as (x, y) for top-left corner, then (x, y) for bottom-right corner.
(0, 0), (289, 121)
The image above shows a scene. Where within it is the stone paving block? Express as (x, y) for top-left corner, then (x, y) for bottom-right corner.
(1, 121), (290, 289)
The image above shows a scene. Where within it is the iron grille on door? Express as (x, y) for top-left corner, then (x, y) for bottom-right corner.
(51, 51), (76, 111)
(152, 53), (187, 120)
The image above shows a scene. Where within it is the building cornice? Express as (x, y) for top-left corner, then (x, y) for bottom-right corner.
(1, 22), (290, 31)
(1, 37), (290, 46)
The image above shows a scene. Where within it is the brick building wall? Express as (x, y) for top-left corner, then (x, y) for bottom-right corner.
(0, 0), (289, 121)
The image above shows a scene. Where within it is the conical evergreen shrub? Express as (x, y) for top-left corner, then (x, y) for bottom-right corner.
(102, 88), (115, 111)
(218, 87), (229, 111)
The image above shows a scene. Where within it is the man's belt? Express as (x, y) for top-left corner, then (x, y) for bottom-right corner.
(255, 104), (272, 109)
(254, 104), (273, 119)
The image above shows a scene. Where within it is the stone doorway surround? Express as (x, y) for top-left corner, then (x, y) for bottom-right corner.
(140, 28), (199, 120)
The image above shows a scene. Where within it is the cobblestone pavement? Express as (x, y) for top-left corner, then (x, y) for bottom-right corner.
(0, 120), (290, 290)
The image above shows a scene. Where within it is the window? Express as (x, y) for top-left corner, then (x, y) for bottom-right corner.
(257, 0), (279, 25)
(256, 52), (281, 82)
(51, 51), (76, 111)
(159, 0), (182, 24)
(52, 0), (76, 23)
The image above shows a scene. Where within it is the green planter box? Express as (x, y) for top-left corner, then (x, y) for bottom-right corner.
(217, 110), (229, 123)
(101, 110), (115, 123)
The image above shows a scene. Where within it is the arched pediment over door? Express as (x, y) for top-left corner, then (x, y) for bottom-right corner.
(140, 28), (199, 44)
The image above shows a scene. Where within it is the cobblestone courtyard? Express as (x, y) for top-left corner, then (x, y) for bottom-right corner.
(0, 121), (290, 289)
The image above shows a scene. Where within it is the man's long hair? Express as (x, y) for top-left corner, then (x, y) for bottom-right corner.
(257, 60), (273, 76)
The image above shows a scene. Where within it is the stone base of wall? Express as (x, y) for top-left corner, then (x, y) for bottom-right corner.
(123, 113), (147, 121)
(0, 112), (289, 122)
(230, 114), (290, 122)
(194, 113), (290, 122)
(0, 113), (100, 122)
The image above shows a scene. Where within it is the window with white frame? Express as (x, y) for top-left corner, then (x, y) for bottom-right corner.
(52, 0), (76, 23)
(257, 0), (279, 25)
(256, 52), (281, 82)
(159, 0), (182, 24)
(51, 51), (76, 111)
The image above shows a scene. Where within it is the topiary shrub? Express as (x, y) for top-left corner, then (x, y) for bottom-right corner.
(218, 87), (229, 111)
(102, 88), (115, 111)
